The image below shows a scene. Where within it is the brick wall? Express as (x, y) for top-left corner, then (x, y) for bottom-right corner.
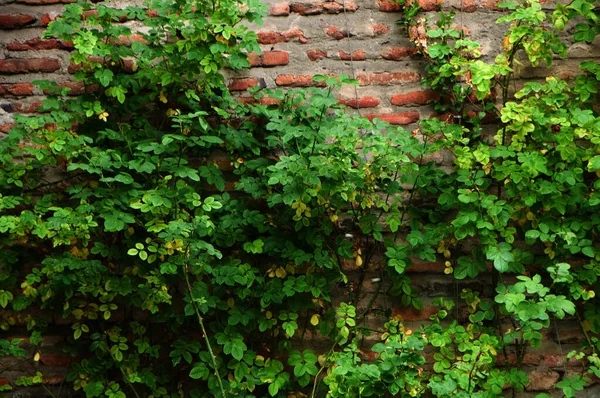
(1, 0), (600, 396)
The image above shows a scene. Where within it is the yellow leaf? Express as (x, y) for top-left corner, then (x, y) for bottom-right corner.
(275, 267), (287, 278)
(444, 267), (453, 274)
(34, 352), (40, 362)
(318, 355), (326, 367)
(159, 90), (168, 103)
(265, 311), (272, 320)
(356, 255), (363, 267)
(310, 314), (320, 326)
(227, 298), (234, 308)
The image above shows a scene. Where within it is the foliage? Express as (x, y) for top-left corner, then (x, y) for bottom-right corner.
(0, 0), (599, 396)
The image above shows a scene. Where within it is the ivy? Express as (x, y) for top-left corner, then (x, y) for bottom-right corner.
(0, 0), (600, 396)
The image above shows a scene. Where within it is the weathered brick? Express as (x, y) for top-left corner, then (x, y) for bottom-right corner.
(0, 14), (36, 29)
(228, 78), (260, 91)
(269, 2), (290, 15)
(306, 49), (327, 61)
(0, 58), (61, 74)
(408, 259), (445, 272)
(326, 26), (353, 40)
(339, 50), (366, 61)
(391, 305), (438, 320)
(291, 2), (324, 15)
(41, 13), (60, 26)
(338, 96), (380, 109)
(416, 0), (442, 12)
(0, 378), (9, 386)
(357, 72), (420, 85)
(248, 51), (289, 67)
(378, 0), (403, 12)
(68, 57), (135, 74)
(323, 0), (358, 13)
(257, 30), (309, 45)
(43, 376), (64, 385)
(43, 82), (99, 96)
(364, 112), (420, 125)
(543, 353), (584, 368)
(16, 0), (74, 3)
(237, 97), (280, 106)
(525, 370), (560, 391)
(391, 91), (440, 106)
(497, 353), (541, 367)
(275, 75), (327, 87)
(0, 83), (34, 96)
(7, 38), (74, 51)
(261, 51), (289, 66)
(382, 47), (416, 60)
(372, 24), (390, 36)
(0, 123), (16, 133)
(40, 354), (72, 367)
(1, 102), (44, 113)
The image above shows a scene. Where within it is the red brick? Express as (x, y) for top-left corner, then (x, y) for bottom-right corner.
(0, 123), (15, 133)
(248, 52), (289, 67)
(41, 13), (60, 26)
(228, 78), (259, 91)
(372, 24), (390, 36)
(0, 378), (9, 386)
(445, 0), (502, 11)
(1, 102), (43, 113)
(378, 0), (403, 12)
(382, 47), (416, 60)
(0, 14), (36, 29)
(117, 34), (148, 46)
(338, 50), (366, 61)
(391, 91), (440, 106)
(364, 112), (420, 125)
(275, 75), (327, 87)
(43, 82), (98, 96)
(68, 57), (135, 74)
(248, 52), (261, 67)
(7, 38), (74, 51)
(40, 354), (72, 367)
(543, 354), (584, 368)
(357, 72), (420, 85)
(326, 26), (352, 40)
(497, 353), (541, 367)
(16, 0), (74, 3)
(258, 32), (286, 45)
(0, 83), (34, 96)
(258, 30), (309, 45)
(238, 97), (280, 106)
(0, 58), (60, 74)
(416, 0), (442, 11)
(323, 0), (358, 13)
(306, 49), (327, 61)
(43, 376), (64, 385)
(525, 370), (560, 391)
(408, 259), (445, 272)
(261, 51), (289, 66)
(338, 97), (380, 109)
(291, 2), (324, 15)
(82, 9), (128, 22)
(391, 305), (438, 320)
(270, 2), (290, 15)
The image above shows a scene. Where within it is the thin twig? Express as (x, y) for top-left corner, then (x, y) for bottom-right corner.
(183, 255), (227, 398)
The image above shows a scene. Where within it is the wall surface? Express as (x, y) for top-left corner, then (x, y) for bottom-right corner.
(1, 0), (600, 396)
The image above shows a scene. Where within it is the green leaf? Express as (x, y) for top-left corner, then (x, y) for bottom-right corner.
(486, 243), (514, 272)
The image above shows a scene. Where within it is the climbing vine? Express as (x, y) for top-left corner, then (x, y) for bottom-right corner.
(0, 0), (599, 397)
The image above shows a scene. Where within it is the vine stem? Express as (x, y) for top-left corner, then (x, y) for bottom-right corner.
(183, 257), (227, 398)
(310, 341), (339, 398)
(115, 361), (142, 398)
